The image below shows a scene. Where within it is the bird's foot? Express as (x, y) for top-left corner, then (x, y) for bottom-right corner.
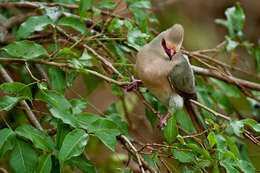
(127, 76), (142, 92)
(157, 112), (171, 130)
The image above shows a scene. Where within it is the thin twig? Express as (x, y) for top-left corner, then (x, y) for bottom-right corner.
(117, 135), (157, 173)
(0, 65), (43, 130)
(25, 62), (40, 82)
(159, 157), (172, 173)
(56, 26), (123, 78)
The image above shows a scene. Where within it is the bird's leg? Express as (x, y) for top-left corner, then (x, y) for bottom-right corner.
(157, 111), (171, 130)
(126, 75), (143, 91)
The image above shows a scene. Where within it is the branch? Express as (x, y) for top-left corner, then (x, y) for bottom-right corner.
(56, 26), (123, 78)
(117, 135), (157, 173)
(192, 66), (260, 91)
(0, 57), (129, 87)
(190, 99), (260, 146)
(0, 65), (43, 130)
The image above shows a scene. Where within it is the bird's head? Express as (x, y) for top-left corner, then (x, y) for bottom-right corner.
(161, 24), (184, 60)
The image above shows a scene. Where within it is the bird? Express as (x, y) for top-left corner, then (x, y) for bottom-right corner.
(131, 24), (207, 131)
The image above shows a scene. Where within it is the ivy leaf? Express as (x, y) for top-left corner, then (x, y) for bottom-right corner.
(9, 139), (38, 173)
(15, 124), (56, 152)
(98, 0), (116, 9)
(48, 66), (66, 94)
(0, 128), (14, 149)
(66, 156), (96, 173)
(0, 96), (24, 111)
(76, 113), (121, 151)
(58, 17), (87, 34)
(58, 129), (88, 163)
(79, 0), (93, 18)
(2, 40), (49, 60)
(163, 116), (178, 144)
(171, 149), (196, 163)
(106, 113), (129, 136)
(215, 3), (245, 38)
(207, 131), (217, 148)
(0, 82), (32, 101)
(83, 72), (103, 96)
(241, 118), (260, 133)
(70, 99), (89, 115)
(126, 28), (148, 51)
(225, 36), (239, 51)
(36, 154), (52, 173)
(237, 160), (256, 173)
(44, 6), (63, 22)
(35, 90), (78, 127)
(17, 16), (53, 40)
(230, 119), (244, 137)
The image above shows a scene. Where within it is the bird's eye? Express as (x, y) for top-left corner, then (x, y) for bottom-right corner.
(161, 39), (166, 49)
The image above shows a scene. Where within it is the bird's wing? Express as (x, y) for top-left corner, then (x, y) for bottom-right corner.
(168, 53), (196, 99)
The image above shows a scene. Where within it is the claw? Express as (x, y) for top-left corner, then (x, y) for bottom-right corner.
(157, 112), (171, 130)
(127, 76), (143, 92)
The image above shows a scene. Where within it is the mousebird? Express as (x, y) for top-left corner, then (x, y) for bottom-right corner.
(131, 24), (207, 131)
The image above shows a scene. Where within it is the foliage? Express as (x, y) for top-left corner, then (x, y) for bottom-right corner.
(0, 0), (259, 172)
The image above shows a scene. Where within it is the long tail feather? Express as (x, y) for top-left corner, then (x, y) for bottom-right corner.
(184, 98), (207, 132)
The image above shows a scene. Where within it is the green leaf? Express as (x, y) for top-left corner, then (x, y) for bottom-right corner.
(56, 121), (71, 149)
(241, 118), (260, 133)
(215, 3), (245, 38)
(249, 45), (260, 73)
(163, 116), (178, 144)
(152, 152), (158, 165)
(70, 99), (89, 114)
(175, 109), (196, 133)
(171, 149), (196, 163)
(111, 84), (123, 97)
(98, 0), (116, 9)
(0, 82), (32, 100)
(1, 40), (49, 59)
(230, 119), (244, 137)
(17, 16), (53, 40)
(79, 0), (93, 18)
(44, 6), (63, 22)
(48, 66), (66, 94)
(183, 166), (194, 173)
(9, 139), (38, 173)
(58, 17), (87, 34)
(225, 36), (239, 51)
(58, 129), (88, 163)
(108, 17), (124, 33)
(130, 1), (151, 9)
(0, 128), (14, 149)
(216, 134), (228, 152)
(66, 156), (96, 173)
(212, 88), (233, 114)
(224, 136), (240, 158)
(15, 124), (56, 152)
(83, 72), (103, 96)
(126, 28), (148, 51)
(36, 154), (52, 173)
(210, 78), (241, 98)
(207, 131), (217, 148)
(0, 96), (24, 111)
(106, 113), (129, 136)
(186, 144), (210, 159)
(76, 113), (121, 151)
(237, 160), (256, 173)
(131, 8), (148, 32)
(35, 90), (78, 127)
(220, 160), (239, 173)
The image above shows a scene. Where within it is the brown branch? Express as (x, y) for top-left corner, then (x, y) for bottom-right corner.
(192, 66), (260, 91)
(56, 26), (123, 78)
(0, 57), (129, 87)
(0, 168), (8, 173)
(190, 99), (260, 146)
(159, 157), (172, 173)
(25, 62), (41, 82)
(117, 135), (157, 173)
(138, 143), (192, 153)
(185, 50), (260, 80)
(0, 65), (43, 130)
